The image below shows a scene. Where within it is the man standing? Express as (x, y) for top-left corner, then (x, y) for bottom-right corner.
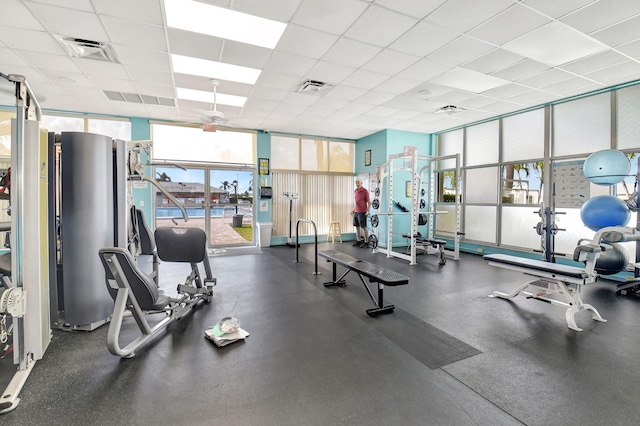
(351, 179), (371, 248)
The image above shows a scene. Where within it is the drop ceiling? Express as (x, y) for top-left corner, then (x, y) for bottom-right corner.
(2, 0), (640, 140)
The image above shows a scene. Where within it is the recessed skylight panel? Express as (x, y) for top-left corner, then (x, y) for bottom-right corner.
(164, 0), (287, 49)
(171, 54), (261, 85)
(176, 87), (247, 107)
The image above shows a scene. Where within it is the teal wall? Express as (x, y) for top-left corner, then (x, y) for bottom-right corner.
(255, 130), (271, 224)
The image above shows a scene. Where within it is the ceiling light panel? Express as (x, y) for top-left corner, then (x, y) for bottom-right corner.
(429, 67), (509, 93)
(164, 0), (286, 49)
(389, 21), (461, 57)
(171, 54), (261, 85)
(503, 22), (607, 66)
(176, 87), (247, 107)
(425, 0), (513, 33)
(344, 6), (418, 47)
(467, 3), (550, 46)
(291, 0), (368, 35)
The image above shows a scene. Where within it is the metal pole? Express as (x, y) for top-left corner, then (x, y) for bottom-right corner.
(294, 219), (320, 275)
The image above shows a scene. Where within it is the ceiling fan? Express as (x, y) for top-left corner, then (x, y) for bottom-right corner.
(196, 79), (227, 131)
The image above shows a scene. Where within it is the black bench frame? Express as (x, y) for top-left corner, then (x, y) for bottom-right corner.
(319, 250), (409, 317)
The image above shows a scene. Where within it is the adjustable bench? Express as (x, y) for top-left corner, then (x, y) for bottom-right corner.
(402, 233), (447, 265)
(484, 253), (606, 332)
(319, 249), (409, 317)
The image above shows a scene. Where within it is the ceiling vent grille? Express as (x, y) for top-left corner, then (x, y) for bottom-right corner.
(103, 90), (176, 107)
(296, 79), (332, 94)
(434, 105), (466, 115)
(56, 36), (120, 63)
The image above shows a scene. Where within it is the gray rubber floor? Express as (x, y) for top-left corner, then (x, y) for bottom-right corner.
(4, 242), (640, 425)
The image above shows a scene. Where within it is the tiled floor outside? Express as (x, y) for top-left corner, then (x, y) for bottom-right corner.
(157, 215), (251, 245)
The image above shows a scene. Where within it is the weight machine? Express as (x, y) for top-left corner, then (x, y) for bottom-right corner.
(372, 150), (461, 265)
(0, 72), (50, 413)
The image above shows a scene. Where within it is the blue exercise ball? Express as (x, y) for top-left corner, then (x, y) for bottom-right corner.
(594, 243), (628, 275)
(583, 149), (630, 185)
(580, 195), (631, 231)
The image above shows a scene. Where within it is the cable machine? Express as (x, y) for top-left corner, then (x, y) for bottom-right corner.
(0, 72), (50, 413)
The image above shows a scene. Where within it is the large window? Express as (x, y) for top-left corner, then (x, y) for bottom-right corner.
(271, 135), (354, 172)
(152, 124), (255, 163)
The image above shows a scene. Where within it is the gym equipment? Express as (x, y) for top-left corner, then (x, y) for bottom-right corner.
(592, 242), (628, 275)
(373, 150), (461, 265)
(583, 149), (630, 185)
(485, 246), (606, 332)
(98, 227), (215, 358)
(580, 195), (631, 231)
(0, 73), (49, 413)
(533, 201), (566, 263)
(319, 250), (409, 317)
(402, 233), (447, 265)
(283, 192), (299, 247)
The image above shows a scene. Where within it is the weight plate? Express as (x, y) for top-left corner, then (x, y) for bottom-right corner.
(374, 187), (380, 197)
(368, 234), (378, 249)
(420, 199), (426, 209)
(371, 215), (379, 228)
(372, 199), (380, 209)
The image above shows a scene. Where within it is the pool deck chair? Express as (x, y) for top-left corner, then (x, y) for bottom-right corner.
(484, 246), (605, 332)
(319, 249), (409, 317)
(99, 234), (214, 358)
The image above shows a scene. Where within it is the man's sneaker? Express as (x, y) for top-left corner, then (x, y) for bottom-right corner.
(360, 241), (369, 248)
(352, 240), (362, 246)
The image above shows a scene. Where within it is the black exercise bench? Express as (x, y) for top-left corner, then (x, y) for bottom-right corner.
(319, 249), (409, 317)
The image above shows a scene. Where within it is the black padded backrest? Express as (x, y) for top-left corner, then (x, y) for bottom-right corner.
(154, 227), (207, 263)
(99, 247), (162, 310)
(135, 208), (156, 255)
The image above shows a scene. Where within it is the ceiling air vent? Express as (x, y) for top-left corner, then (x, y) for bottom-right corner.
(434, 105), (466, 115)
(57, 36), (119, 63)
(103, 90), (176, 107)
(295, 79), (332, 94)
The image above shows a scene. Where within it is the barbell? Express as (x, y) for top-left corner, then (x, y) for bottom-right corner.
(370, 210), (448, 228)
(371, 198), (426, 210)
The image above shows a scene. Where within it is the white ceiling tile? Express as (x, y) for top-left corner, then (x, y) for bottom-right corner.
(543, 76), (596, 94)
(491, 58), (550, 81)
(362, 49), (420, 76)
(429, 67), (509, 93)
(276, 24), (339, 60)
(0, 47), (30, 67)
(375, 76), (421, 95)
(387, 109), (423, 121)
(344, 5), (418, 47)
(463, 49), (525, 74)
(127, 67), (173, 86)
(354, 90), (395, 105)
(477, 100), (523, 114)
(339, 101), (375, 114)
(133, 82), (175, 98)
(321, 38), (381, 68)
(101, 15), (167, 51)
(404, 82), (452, 99)
(174, 75), (252, 96)
(364, 105), (399, 117)
(306, 61), (356, 85)
(481, 83), (531, 99)
(590, 15), (640, 47)
(250, 86), (289, 102)
(26, 0), (95, 12)
(557, 83), (605, 98)
(427, 89), (475, 104)
(244, 98), (279, 110)
(256, 70), (300, 91)
(560, 0), (640, 34)
(229, 0), (303, 23)
(389, 21), (460, 57)
(61, 85), (108, 102)
(396, 58), (452, 82)
(517, 68), (574, 89)
(73, 58), (129, 78)
(503, 22), (607, 66)
(281, 92), (321, 106)
(302, 105), (335, 119)
(341, 69), (389, 90)
(4, 1), (45, 30)
(166, 29), (223, 61)
(467, 4), (550, 46)
(617, 40), (640, 59)
(88, 76), (137, 92)
(520, 0), (596, 19)
(585, 60), (640, 85)
(264, 51), (317, 78)
(94, 0), (163, 25)
(19, 51), (81, 73)
(559, 50), (630, 74)
(39, 70), (94, 87)
(424, 0), (513, 33)
(0, 27), (66, 54)
(458, 94), (499, 109)
(505, 88), (546, 105)
(292, 0), (367, 35)
(220, 40), (273, 70)
(374, 0), (447, 19)
(427, 36), (495, 66)
(311, 96), (349, 110)
(324, 85), (368, 101)
(0, 65), (49, 84)
(28, 2), (109, 41)
(382, 95), (442, 112)
(114, 45), (171, 70)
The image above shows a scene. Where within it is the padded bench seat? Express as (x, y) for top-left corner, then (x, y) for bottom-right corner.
(319, 250), (409, 316)
(484, 254), (588, 279)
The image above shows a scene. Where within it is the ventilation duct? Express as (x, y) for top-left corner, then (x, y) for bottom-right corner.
(56, 36), (120, 63)
(103, 90), (176, 107)
(296, 79), (332, 93)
